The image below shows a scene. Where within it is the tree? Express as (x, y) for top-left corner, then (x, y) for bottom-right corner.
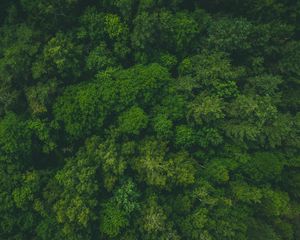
(132, 139), (168, 187)
(0, 24), (39, 114)
(52, 141), (101, 239)
(0, 113), (32, 160)
(118, 106), (148, 135)
(32, 32), (82, 82)
(100, 179), (140, 238)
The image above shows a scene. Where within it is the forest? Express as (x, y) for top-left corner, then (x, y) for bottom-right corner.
(0, 0), (299, 239)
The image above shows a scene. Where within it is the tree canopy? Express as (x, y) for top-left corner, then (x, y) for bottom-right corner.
(0, 0), (299, 239)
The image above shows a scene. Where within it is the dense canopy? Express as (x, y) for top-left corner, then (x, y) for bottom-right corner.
(0, 0), (299, 239)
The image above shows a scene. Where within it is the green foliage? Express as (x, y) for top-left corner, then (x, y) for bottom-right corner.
(78, 7), (130, 62)
(175, 125), (196, 148)
(26, 80), (57, 115)
(242, 152), (284, 182)
(188, 94), (225, 125)
(32, 32), (82, 81)
(86, 42), (118, 72)
(100, 179), (139, 237)
(0, 113), (32, 158)
(231, 181), (262, 203)
(12, 171), (41, 209)
(132, 139), (168, 187)
(178, 51), (242, 97)
(206, 160), (230, 183)
(118, 106), (148, 135)
(27, 118), (56, 153)
(166, 151), (197, 186)
(96, 139), (127, 191)
(52, 142), (101, 239)
(53, 64), (169, 139)
(100, 201), (128, 237)
(114, 179), (140, 214)
(0, 1), (299, 240)
(180, 208), (210, 240)
(0, 24), (39, 114)
(20, 0), (79, 30)
(153, 114), (173, 139)
(138, 196), (169, 236)
(207, 17), (253, 53)
(53, 81), (105, 138)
